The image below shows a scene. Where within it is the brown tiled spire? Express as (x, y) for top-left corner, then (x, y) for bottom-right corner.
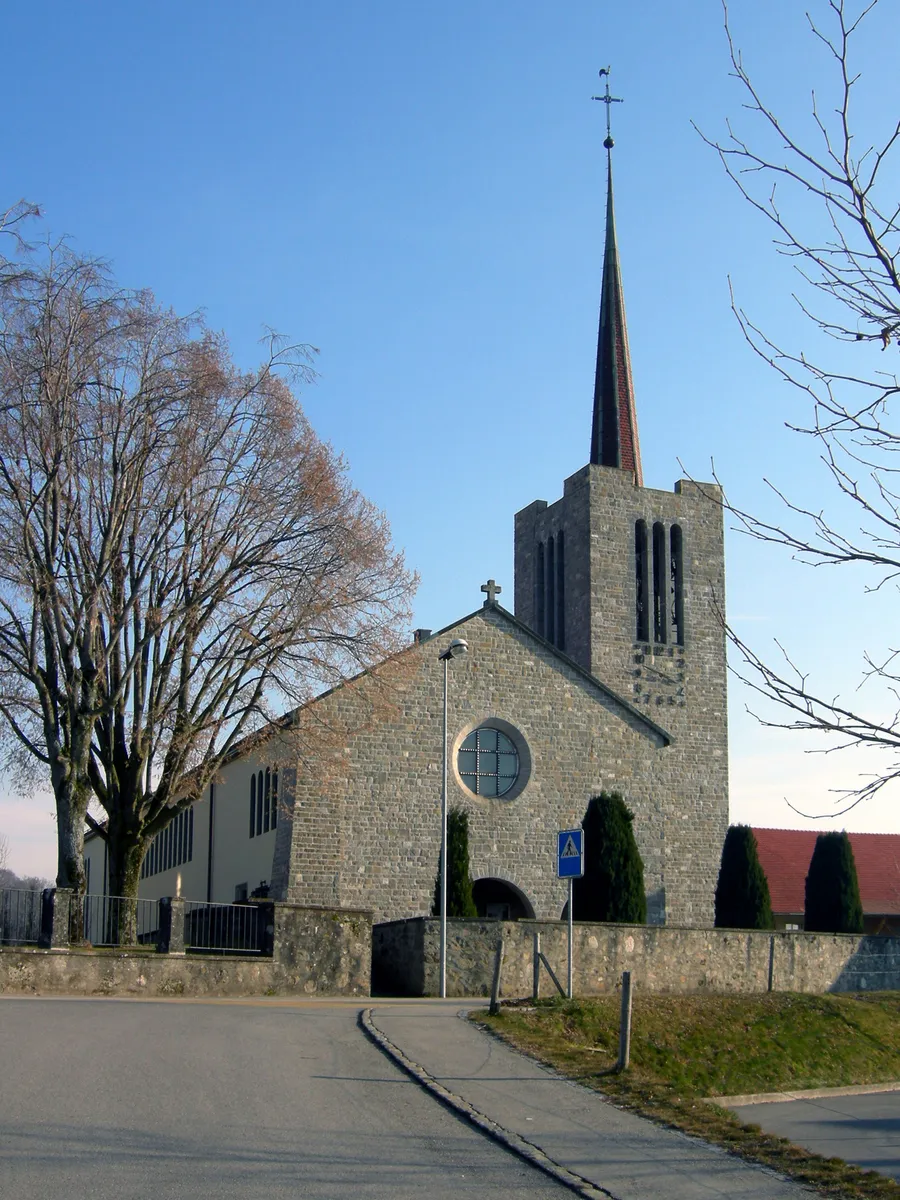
(589, 82), (643, 486)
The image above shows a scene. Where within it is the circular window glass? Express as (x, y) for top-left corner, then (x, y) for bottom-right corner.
(458, 726), (519, 797)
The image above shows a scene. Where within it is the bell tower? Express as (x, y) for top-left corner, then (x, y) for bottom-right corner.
(513, 71), (728, 925)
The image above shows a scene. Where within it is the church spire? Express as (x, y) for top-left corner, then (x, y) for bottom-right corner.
(589, 69), (643, 487)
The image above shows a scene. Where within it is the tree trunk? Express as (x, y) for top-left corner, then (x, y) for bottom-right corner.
(105, 815), (147, 946)
(54, 783), (88, 943)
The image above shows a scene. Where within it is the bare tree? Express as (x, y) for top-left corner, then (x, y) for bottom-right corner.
(0, 244), (417, 929)
(699, 0), (900, 806)
(0, 831), (9, 874)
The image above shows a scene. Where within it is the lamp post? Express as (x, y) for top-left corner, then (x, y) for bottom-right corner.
(438, 637), (468, 999)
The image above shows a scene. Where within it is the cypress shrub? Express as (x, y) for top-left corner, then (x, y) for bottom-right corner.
(714, 825), (774, 929)
(805, 831), (864, 933)
(572, 792), (646, 923)
(432, 806), (478, 919)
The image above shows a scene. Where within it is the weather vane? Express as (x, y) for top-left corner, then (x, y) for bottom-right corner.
(592, 66), (623, 149)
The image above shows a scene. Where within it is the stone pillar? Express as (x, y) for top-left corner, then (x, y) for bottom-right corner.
(157, 897), (186, 955)
(39, 888), (72, 949)
(260, 901), (276, 957)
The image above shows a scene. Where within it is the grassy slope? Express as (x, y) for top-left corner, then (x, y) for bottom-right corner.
(479, 993), (900, 1199)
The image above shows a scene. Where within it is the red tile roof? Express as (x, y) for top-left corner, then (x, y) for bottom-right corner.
(752, 827), (900, 916)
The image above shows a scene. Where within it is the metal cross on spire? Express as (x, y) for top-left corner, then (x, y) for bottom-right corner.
(592, 66), (623, 149)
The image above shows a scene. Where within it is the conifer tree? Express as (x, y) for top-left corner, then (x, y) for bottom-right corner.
(572, 792), (646, 923)
(714, 825), (774, 929)
(432, 807), (478, 919)
(805, 831), (864, 934)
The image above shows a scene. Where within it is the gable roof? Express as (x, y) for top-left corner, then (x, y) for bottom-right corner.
(753, 827), (900, 916)
(124, 594), (673, 796)
(433, 601), (672, 745)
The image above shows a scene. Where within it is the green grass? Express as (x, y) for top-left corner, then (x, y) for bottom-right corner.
(477, 993), (900, 1199)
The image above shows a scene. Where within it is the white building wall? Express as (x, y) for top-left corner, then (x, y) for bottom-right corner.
(210, 757), (279, 903)
(81, 745), (283, 907)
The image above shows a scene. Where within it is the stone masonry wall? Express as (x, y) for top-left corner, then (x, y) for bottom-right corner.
(0, 903), (372, 998)
(285, 606), (677, 926)
(375, 917), (900, 998)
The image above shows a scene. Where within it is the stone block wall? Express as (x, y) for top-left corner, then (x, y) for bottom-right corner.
(0, 901), (372, 998)
(514, 463), (729, 926)
(284, 607), (677, 926)
(373, 917), (900, 998)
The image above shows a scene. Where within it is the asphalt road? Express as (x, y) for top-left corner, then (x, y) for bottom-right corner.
(732, 1090), (900, 1182)
(0, 997), (572, 1200)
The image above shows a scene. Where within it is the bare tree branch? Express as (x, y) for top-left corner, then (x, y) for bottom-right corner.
(0, 239), (418, 925)
(698, 1), (900, 804)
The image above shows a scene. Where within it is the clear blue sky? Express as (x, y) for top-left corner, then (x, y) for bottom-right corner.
(3, 0), (900, 876)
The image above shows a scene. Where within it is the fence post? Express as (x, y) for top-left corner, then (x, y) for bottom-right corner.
(260, 901), (277, 957)
(157, 897), (185, 955)
(39, 888), (72, 949)
(617, 969), (633, 1072)
(489, 936), (505, 1016)
(532, 930), (541, 1001)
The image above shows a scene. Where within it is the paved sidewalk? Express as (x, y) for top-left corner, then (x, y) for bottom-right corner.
(731, 1090), (900, 1184)
(368, 1002), (813, 1200)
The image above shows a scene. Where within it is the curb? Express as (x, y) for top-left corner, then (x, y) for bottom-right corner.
(708, 1080), (900, 1108)
(359, 1007), (616, 1200)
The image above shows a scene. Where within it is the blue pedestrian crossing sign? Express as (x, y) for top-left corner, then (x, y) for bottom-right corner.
(557, 828), (584, 878)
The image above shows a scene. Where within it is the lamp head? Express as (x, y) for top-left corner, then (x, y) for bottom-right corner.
(439, 637), (469, 661)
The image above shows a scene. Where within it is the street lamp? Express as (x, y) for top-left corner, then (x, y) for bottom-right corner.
(438, 637), (468, 999)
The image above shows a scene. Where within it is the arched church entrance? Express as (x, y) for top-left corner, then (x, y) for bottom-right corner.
(472, 878), (535, 921)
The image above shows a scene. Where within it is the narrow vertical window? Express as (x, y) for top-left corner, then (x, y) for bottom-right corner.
(272, 771), (278, 829)
(671, 525), (684, 646)
(264, 768), (271, 833)
(180, 811), (187, 865)
(546, 536), (556, 647)
(556, 530), (565, 652)
(256, 771), (264, 836)
(652, 522), (667, 644)
(535, 541), (545, 638)
(250, 775), (256, 838)
(188, 806), (194, 862)
(635, 521), (649, 641)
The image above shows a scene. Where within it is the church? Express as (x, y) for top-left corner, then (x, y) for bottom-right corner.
(85, 128), (729, 930)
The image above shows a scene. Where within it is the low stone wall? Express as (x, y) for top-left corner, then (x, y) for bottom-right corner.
(373, 917), (900, 997)
(0, 903), (372, 998)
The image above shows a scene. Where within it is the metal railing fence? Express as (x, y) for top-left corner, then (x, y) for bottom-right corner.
(76, 894), (159, 947)
(184, 900), (266, 954)
(0, 888), (43, 945)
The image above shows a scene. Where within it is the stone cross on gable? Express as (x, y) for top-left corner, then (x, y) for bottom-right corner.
(481, 579), (502, 606)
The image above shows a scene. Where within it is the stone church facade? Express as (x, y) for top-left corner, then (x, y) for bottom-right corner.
(269, 142), (729, 927)
(91, 133), (729, 929)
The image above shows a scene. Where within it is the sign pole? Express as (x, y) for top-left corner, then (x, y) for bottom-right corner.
(557, 827), (583, 1003)
(439, 655), (448, 999)
(567, 877), (574, 999)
